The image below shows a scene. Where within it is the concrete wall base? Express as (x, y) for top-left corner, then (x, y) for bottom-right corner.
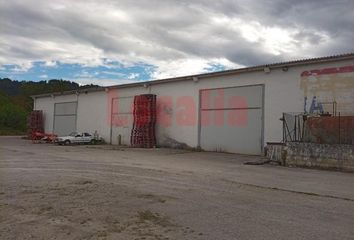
(266, 142), (354, 172)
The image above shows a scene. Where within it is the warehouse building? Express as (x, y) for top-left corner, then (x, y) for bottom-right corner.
(33, 54), (354, 155)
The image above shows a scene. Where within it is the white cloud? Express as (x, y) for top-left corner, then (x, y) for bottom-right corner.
(101, 71), (125, 77)
(11, 62), (34, 72)
(43, 61), (57, 67)
(151, 58), (240, 79)
(39, 74), (48, 78)
(127, 73), (140, 79)
(0, 0), (353, 81)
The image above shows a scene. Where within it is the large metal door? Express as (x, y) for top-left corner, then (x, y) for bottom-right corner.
(53, 102), (77, 136)
(199, 85), (263, 154)
(110, 97), (133, 145)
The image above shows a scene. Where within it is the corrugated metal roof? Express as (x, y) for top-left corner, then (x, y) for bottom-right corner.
(255, 52), (354, 67)
(32, 53), (354, 98)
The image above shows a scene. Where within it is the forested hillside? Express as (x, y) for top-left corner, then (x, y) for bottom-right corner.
(0, 78), (99, 135)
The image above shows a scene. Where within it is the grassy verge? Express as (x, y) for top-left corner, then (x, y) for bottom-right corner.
(0, 127), (26, 136)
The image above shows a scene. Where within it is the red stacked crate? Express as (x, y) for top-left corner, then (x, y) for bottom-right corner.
(131, 94), (157, 148)
(27, 110), (44, 139)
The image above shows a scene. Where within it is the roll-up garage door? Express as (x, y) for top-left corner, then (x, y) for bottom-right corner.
(53, 102), (77, 136)
(111, 97), (133, 145)
(200, 85), (264, 155)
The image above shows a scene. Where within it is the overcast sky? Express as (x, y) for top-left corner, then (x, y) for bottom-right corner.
(1, 0), (354, 85)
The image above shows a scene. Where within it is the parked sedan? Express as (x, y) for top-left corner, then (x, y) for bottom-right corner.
(56, 132), (96, 145)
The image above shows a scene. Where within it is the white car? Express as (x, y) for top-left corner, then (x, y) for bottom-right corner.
(56, 132), (96, 145)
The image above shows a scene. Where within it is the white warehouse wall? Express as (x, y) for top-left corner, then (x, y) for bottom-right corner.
(35, 94), (78, 134)
(264, 59), (354, 143)
(76, 91), (111, 141)
(34, 58), (354, 152)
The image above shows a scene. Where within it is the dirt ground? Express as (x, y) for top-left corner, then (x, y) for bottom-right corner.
(1, 136), (354, 240)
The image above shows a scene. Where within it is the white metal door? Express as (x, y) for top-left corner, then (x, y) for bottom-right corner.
(53, 102), (77, 136)
(110, 97), (133, 145)
(199, 85), (263, 154)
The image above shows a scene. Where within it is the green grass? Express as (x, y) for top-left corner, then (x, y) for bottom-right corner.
(0, 127), (26, 136)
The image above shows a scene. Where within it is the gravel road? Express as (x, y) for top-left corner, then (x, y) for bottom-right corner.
(1, 136), (353, 240)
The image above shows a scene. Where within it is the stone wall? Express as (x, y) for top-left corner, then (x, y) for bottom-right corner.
(283, 143), (354, 172)
(265, 143), (285, 163)
(265, 142), (354, 172)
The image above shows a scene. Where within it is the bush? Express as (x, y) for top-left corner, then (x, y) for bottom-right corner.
(0, 93), (27, 134)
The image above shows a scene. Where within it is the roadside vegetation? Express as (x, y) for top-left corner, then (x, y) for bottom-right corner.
(0, 92), (26, 135)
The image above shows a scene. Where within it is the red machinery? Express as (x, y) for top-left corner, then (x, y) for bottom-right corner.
(27, 110), (44, 138)
(28, 111), (57, 143)
(31, 131), (57, 143)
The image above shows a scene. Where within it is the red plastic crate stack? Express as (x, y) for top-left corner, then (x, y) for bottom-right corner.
(27, 110), (44, 138)
(131, 94), (157, 148)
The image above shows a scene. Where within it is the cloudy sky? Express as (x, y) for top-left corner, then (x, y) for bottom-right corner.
(1, 0), (354, 86)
